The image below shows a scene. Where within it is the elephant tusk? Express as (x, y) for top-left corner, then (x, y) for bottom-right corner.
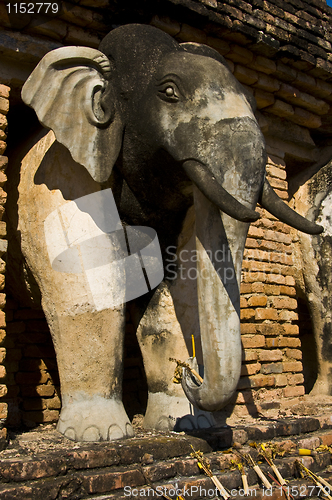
(183, 160), (260, 223)
(259, 179), (323, 235)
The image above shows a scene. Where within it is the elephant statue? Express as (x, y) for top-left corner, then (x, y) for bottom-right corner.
(290, 156), (332, 397)
(15, 24), (322, 442)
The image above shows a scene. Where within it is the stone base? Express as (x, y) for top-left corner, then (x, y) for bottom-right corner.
(1, 405), (332, 499)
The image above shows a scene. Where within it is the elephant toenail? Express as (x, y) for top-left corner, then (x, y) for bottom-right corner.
(82, 426), (101, 441)
(126, 423), (135, 437)
(177, 417), (194, 431)
(156, 416), (173, 431)
(197, 415), (212, 429)
(64, 427), (77, 441)
(108, 424), (124, 440)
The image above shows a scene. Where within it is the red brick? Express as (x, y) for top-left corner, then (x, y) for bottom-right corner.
(287, 373), (304, 385)
(266, 274), (286, 284)
(174, 459), (198, 477)
(16, 372), (49, 384)
(240, 283), (252, 294)
(0, 384), (7, 397)
(266, 165), (287, 180)
(275, 374), (288, 386)
(254, 73), (280, 92)
(285, 349), (302, 360)
(292, 107), (322, 129)
(264, 230), (292, 244)
(255, 308), (278, 320)
(241, 308), (255, 320)
(271, 297), (298, 310)
(248, 226), (264, 238)
(257, 323), (282, 336)
(266, 337), (279, 348)
(23, 399), (48, 411)
(241, 362), (261, 376)
(47, 397), (61, 410)
(206, 37), (230, 56)
(285, 276), (295, 286)
(5, 348), (22, 361)
(320, 433), (332, 447)
(279, 311), (298, 321)
(0, 98), (9, 116)
(283, 361), (303, 372)
(252, 282), (265, 293)
(80, 468), (145, 494)
(238, 374), (275, 389)
(282, 324), (299, 335)
(281, 337), (301, 348)
(245, 238), (259, 248)
(264, 284), (281, 295)
(240, 297), (248, 308)
(234, 64), (258, 85)
(6, 361), (19, 373)
(227, 44), (254, 64)
(248, 296), (268, 307)
(251, 55), (276, 74)
(0, 456), (66, 481)
(280, 286), (296, 296)
(260, 362), (283, 374)
(143, 462), (177, 482)
(243, 271), (266, 283)
(241, 335), (265, 348)
(235, 390), (255, 404)
(6, 322), (25, 334)
(242, 350), (258, 362)
(255, 89), (275, 109)
(258, 349), (283, 362)
(0, 402), (7, 419)
(298, 436), (320, 450)
(241, 323), (257, 334)
(0, 85), (10, 99)
(22, 410), (59, 423)
(67, 448), (120, 469)
(150, 15), (181, 36)
(283, 385), (305, 398)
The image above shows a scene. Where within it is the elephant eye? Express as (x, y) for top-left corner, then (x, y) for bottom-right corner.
(158, 83), (180, 102)
(165, 87), (175, 97)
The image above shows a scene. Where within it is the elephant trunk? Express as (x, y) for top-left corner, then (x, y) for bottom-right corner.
(181, 185), (247, 411)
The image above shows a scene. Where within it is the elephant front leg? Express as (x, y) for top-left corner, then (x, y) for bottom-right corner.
(134, 207), (216, 432)
(43, 301), (134, 441)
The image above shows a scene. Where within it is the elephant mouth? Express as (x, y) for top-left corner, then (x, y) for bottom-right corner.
(182, 160), (260, 223)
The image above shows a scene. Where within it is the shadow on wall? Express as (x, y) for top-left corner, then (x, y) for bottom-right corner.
(297, 297), (318, 394)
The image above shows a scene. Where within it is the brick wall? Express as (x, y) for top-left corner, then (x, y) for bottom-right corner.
(0, 0), (332, 427)
(0, 83), (9, 444)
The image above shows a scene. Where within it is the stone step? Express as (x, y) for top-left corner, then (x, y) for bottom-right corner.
(1, 415), (332, 499)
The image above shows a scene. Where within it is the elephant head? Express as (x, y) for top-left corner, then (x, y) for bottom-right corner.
(22, 24), (322, 414)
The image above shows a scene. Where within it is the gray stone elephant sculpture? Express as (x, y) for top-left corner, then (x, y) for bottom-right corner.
(290, 157), (332, 397)
(17, 24), (322, 441)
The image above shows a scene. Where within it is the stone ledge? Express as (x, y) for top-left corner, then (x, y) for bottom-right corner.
(0, 413), (332, 497)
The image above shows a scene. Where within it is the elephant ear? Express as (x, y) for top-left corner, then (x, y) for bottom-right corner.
(22, 46), (123, 183)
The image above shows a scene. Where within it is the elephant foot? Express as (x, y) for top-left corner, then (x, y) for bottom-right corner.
(310, 377), (332, 397)
(57, 396), (134, 442)
(143, 392), (215, 431)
